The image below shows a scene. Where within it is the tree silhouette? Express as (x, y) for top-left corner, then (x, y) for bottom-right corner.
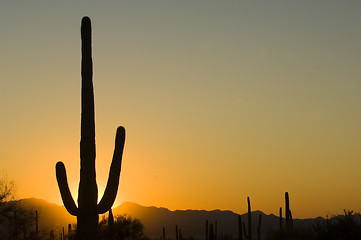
(0, 173), (16, 219)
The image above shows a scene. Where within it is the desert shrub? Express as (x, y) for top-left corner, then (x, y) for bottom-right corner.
(313, 210), (361, 240)
(99, 214), (149, 240)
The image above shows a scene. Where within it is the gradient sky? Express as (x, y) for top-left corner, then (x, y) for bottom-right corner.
(1, 1), (361, 219)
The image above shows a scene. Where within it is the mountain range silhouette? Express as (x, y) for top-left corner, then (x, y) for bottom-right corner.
(11, 198), (324, 239)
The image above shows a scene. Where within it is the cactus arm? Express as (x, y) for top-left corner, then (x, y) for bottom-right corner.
(56, 162), (78, 216)
(97, 126), (126, 214)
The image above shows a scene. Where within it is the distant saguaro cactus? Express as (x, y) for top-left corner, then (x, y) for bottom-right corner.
(56, 16), (126, 240)
(209, 223), (214, 240)
(67, 224), (73, 240)
(108, 208), (115, 240)
(247, 197), (252, 240)
(289, 208), (293, 229)
(238, 215), (243, 240)
(279, 207), (283, 232)
(68, 224), (72, 236)
(108, 208), (114, 230)
(242, 222), (247, 239)
(285, 192), (291, 231)
(215, 220), (217, 240)
(206, 220), (209, 240)
(50, 229), (54, 240)
(257, 215), (262, 240)
(35, 210), (39, 236)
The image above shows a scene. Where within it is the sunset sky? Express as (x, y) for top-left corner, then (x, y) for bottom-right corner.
(1, 1), (360, 219)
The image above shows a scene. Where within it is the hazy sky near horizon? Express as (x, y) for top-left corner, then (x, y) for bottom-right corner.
(1, 1), (361, 218)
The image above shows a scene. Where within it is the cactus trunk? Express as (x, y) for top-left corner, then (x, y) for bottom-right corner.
(78, 16), (99, 240)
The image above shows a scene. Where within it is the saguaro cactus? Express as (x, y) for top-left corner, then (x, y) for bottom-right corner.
(289, 209), (293, 229)
(285, 192), (290, 231)
(242, 222), (247, 239)
(215, 220), (217, 240)
(68, 224), (72, 235)
(56, 16), (126, 240)
(206, 220), (209, 240)
(50, 229), (54, 240)
(279, 207), (283, 232)
(108, 208), (114, 230)
(175, 225), (179, 240)
(257, 215), (262, 240)
(35, 210), (39, 236)
(209, 224), (214, 240)
(247, 197), (252, 240)
(238, 215), (243, 240)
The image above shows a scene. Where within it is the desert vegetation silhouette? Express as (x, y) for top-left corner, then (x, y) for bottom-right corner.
(0, 175), (43, 239)
(55, 16), (126, 240)
(98, 210), (148, 240)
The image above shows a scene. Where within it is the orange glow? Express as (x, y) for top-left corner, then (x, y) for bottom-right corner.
(2, 1), (361, 220)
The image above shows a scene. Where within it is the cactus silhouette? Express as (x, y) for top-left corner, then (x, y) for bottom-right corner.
(67, 224), (72, 240)
(55, 16), (126, 240)
(242, 222), (247, 239)
(35, 210), (39, 236)
(50, 229), (54, 240)
(257, 215), (262, 240)
(108, 208), (114, 230)
(285, 192), (291, 231)
(206, 220), (209, 240)
(108, 208), (115, 240)
(175, 225), (179, 240)
(279, 207), (283, 232)
(209, 223), (214, 240)
(238, 215), (243, 240)
(247, 197), (252, 240)
(215, 220), (217, 240)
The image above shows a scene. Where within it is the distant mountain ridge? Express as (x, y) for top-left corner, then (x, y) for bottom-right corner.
(14, 198), (76, 234)
(13, 198), (324, 239)
(112, 202), (324, 239)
